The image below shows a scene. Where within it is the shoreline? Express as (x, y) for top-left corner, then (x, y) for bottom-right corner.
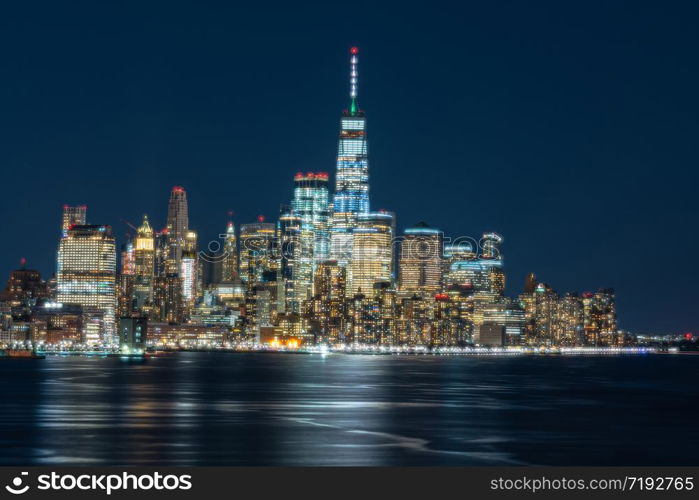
(17, 345), (681, 358)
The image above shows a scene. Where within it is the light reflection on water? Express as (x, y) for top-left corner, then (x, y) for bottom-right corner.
(0, 352), (696, 465)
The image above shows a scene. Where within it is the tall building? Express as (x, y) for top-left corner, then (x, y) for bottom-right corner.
(61, 205), (87, 236)
(165, 186), (189, 275)
(480, 232), (505, 297)
(0, 259), (49, 305)
(291, 172), (330, 298)
(481, 232), (503, 260)
(154, 229), (170, 278)
(399, 222), (443, 295)
(221, 219), (238, 283)
(57, 225), (117, 343)
(309, 260), (347, 343)
(180, 230), (198, 305)
(330, 47), (370, 266)
(120, 239), (135, 276)
(533, 282), (558, 345)
(278, 210), (302, 311)
(240, 220), (276, 286)
(523, 272), (537, 294)
(583, 288), (618, 346)
(555, 292), (583, 346)
(133, 215), (155, 310)
(349, 212), (393, 295)
(153, 275), (184, 324)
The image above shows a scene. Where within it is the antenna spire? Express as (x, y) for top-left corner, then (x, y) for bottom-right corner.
(349, 47), (359, 114)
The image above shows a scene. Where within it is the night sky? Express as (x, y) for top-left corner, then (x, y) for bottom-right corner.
(1, 1), (697, 333)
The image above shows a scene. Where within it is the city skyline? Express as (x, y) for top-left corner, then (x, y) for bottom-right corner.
(0, 46), (634, 350)
(2, 3), (698, 334)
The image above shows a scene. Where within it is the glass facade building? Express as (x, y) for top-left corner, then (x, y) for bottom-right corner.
(349, 212), (394, 295)
(291, 172), (330, 302)
(331, 48), (370, 266)
(57, 225), (117, 344)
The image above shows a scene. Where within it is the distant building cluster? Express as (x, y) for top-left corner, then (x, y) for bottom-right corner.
(0, 48), (627, 351)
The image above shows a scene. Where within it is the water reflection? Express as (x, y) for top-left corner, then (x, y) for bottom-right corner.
(0, 353), (696, 465)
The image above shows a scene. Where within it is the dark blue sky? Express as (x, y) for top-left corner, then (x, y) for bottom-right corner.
(1, 1), (697, 333)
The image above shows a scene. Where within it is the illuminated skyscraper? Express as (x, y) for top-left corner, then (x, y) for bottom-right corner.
(555, 292), (583, 346)
(221, 219), (238, 283)
(481, 232), (503, 260)
(480, 232), (505, 297)
(120, 240), (135, 276)
(154, 229), (169, 278)
(153, 275), (184, 324)
(240, 219), (276, 286)
(165, 186), (189, 275)
(57, 225), (117, 343)
(399, 222), (443, 295)
(331, 47), (370, 266)
(61, 205), (87, 236)
(133, 215), (155, 309)
(349, 212), (393, 295)
(180, 230), (198, 305)
(533, 282), (558, 345)
(278, 210), (302, 311)
(287, 172), (331, 306)
(583, 288), (618, 346)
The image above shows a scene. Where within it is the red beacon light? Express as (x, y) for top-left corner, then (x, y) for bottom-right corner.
(257, 215), (265, 223)
(684, 332), (694, 341)
(172, 186), (185, 193)
(350, 47), (359, 55)
(434, 293), (449, 301)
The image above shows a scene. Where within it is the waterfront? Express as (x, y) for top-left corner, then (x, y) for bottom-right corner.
(0, 352), (696, 466)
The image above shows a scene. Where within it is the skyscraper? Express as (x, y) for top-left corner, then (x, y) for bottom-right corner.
(180, 230), (198, 305)
(240, 220), (277, 287)
(120, 239), (135, 276)
(481, 232), (503, 260)
(165, 186), (189, 275)
(61, 205), (87, 236)
(349, 212), (394, 295)
(290, 172), (330, 303)
(57, 225), (117, 343)
(399, 222), (443, 295)
(154, 229), (169, 278)
(221, 219), (239, 283)
(583, 288), (618, 346)
(133, 215), (155, 310)
(278, 210), (302, 311)
(330, 47), (370, 266)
